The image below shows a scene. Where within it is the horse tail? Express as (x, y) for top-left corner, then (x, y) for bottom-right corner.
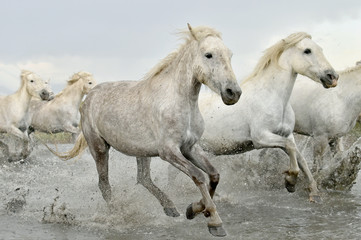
(44, 132), (88, 161)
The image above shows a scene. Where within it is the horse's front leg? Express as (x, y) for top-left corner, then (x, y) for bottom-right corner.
(2, 125), (29, 142)
(183, 144), (220, 219)
(313, 135), (329, 172)
(160, 145), (226, 237)
(286, 134), (321, 202)
(329, 137), (343, 155)
(295, 148), (321, 203)
(252, 131), (299, 193)
(136, 157), (180, 217)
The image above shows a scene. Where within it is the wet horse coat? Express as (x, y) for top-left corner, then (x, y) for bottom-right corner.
(53, 24), (241, 236)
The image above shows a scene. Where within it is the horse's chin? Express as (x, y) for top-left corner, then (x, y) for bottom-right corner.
(221, 95), (239, 105)
(320, 78), (338, 89)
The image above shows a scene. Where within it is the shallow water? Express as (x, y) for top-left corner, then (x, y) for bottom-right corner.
(1, 144), (361, 240)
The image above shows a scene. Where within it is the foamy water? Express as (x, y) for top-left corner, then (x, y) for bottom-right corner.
(1, 144), (361, 239)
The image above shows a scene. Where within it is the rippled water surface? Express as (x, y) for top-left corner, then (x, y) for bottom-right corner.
(1, 144), (361, 240)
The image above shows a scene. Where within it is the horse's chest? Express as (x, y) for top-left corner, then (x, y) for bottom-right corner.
(181, 115), (202, 147)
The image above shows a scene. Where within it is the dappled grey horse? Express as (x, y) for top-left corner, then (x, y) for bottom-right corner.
(51, 24), (241, 237)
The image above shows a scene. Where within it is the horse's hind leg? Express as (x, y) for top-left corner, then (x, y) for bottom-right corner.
(87, 136), (111, 204)
(136, 157), (180, 217)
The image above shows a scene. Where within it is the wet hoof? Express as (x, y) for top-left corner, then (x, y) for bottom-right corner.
(309, 195), (322, 203)
(285, 179), (296, 193)
(208, 225), (227, 237)
(186, 203), (196, 220)
(164, 207), (180, 217)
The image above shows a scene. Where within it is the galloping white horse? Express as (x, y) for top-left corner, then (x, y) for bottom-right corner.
(50, 24), (241, 236)
(29, 71), (96, 137)
(199, 32), (338, 202)
(0, 70), (51, 141)
(291, 62), (361, 171)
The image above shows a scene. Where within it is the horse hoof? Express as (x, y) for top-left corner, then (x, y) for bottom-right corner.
(309, 195), (322, 203)
(164, 207), (180, 217)
(285, 179), (296, 193)
(186, 203), (196, 220)
(208, 225), (227, 237)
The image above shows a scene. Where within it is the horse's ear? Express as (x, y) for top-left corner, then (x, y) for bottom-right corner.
(187, 23), (197, 41)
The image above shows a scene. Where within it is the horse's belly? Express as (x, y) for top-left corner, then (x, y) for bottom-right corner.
(101, 130), (159, 157)
(112, 143), (159, 157)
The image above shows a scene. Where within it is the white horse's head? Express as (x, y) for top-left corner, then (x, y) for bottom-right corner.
(280, 32), (338, 88)
(187, 24), (241, 105)
(21, 70), (51, 100)
(69, 71), (97, 94)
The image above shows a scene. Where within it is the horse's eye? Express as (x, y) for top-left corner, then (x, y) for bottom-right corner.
(30, 80), (34, 83)
(89, 82), (92, 85)
(205, 53), (213, 59)
(304, 48), (311, 54)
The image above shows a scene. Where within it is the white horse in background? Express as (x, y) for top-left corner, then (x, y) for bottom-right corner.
(50, 24), (241, 236)
(0, 70), (51, 141)
(291, 61), (361, 171)
(28, 71), (96, 138)
(199, 32), (338, 202)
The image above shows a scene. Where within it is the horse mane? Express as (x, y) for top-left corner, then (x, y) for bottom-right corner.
(339, 63), (361, 75)
(55, 71), (92, 97)
(143, 25), (222, 81)
(20, 70), (33, 88)
(242, 32), (312, 84)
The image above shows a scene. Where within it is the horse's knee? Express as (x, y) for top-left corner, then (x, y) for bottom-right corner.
(191, 169), (207, 186)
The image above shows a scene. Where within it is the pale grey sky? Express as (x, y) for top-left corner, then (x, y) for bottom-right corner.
(1, 0), (361, 94)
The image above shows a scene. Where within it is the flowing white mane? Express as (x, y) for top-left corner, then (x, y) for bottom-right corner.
(242, 32), (311, 84)
(339, 63), (361, 75)
(143, 25), (222, 81)
(20, 70), (33, 88)
(67, 71), (92, 85)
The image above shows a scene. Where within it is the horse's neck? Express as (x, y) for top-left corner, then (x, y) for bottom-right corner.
(13, 84), (32, 111)
(338, 69), (361, 117)
(59, 82), (85, 107)
(145, 52), (201, 107)
(256, 65), (297, 104)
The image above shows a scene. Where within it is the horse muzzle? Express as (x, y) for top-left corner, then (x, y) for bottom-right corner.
(39, 89), (50, 101)
(320, 70), (339, 89)
(220, 85), (242, 105)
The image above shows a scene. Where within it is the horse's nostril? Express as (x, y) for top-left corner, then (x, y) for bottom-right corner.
(226, 88), (234, 97)
(327, 74), (333, 80)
